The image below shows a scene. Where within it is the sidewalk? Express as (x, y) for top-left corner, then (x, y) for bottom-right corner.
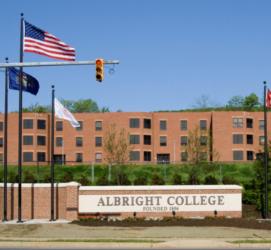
(0, 222), (271, 248)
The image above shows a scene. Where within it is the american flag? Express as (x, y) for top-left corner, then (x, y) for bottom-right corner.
(23, 21), (76, 61)
(266, 89), (271, 108)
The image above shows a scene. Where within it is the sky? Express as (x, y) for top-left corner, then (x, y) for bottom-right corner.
(0, 0), (271, 112)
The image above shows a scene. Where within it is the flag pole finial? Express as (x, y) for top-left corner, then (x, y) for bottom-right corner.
(20, 13), (24, 17)
(5, 57), (8, 62)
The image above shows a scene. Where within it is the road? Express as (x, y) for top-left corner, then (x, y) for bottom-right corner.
(0, 248), (271, 250)
(0, 223), (270, 249)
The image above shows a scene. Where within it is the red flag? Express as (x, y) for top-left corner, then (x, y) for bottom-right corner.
(266, 89), (271, 108)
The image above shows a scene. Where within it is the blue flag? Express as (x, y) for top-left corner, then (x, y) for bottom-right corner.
(9, 67), (39, 95)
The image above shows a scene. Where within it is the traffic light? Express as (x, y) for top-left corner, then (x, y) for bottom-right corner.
(96, 58), (104, 82)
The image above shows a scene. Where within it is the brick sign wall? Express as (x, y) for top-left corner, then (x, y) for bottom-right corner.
(0, 183), (242, 220)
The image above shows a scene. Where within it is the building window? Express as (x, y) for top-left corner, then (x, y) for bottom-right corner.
(200, 120), (207, 130)
(0, 153), (3, 162)
(180, 152), (188, 162)
(23, 135), (33, 145)
(143, 135), (151, 145)
(37, 135), (46, 146)
(0, 137), (3, 147)
(130, 135), (140, 144)
(56, 121), (63, 131)
(160, 120), (167, 130)
(95, 153), (102, 163)
(246, 118), (253, 128)
(37, 120), (46, 130)
(130, 118), (140, 128)
(23, 152), (33, 162)
(160, 136), (167, 146)
(23, 119), (33, 129)
(247, 151), (254, 161)
(144, 119), (151, 129)
(56, 137), (63, 147)
(200, 136), (208, 146)
(259, 120), (264, 130)
(37, 152), (46, 162)
(0, 121), (3, 131)
(76, 153), (83, 162)
(233, 118), (243, 128)
(95, 137), (102, 147)
(95, 121), (102, 131)
(129, 151), (140, 161)
(180, 136), (188, 146)
(144, 151), (152, 161)
(247, 134), (253, 144)
(180, 120), (187, 131)
(76, 137), (83, 147)
(233, 134), (243, 144)
(76, 121), (83, 131)
(233, 150), (243, 161)
(200, 152), (208, 161)
(259, 136), (265, 145)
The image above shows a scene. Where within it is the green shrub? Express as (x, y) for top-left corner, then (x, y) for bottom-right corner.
(151, 173), (165, 185)
(134, 175), (148, 185)
(77, 174), (90, 186)
(62, 170), (74, 182)
(114, 166), (131, 185)
(8, 171), (18, 183)
(96, 175), (108, 186)
(222, 175), (238, 184)
(171, 173), (183, 185)
(204, 175), (218, 184)
(23, 170), (36, 183)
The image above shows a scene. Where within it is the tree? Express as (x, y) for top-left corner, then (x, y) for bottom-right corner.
(61, 99), (100, 113)
(22, 99), (107, 113)
(103, 124), (131, 164)
(22, 103), (50, 113)
(100, 106), (110, 112)
(184, 126), (209, 164)
(184, 126), (219, 164)
(227, 96), (244, 108)
(194, 95), (210, 109)
(226, 93), (261, 111)
(243, 93), (260, 110)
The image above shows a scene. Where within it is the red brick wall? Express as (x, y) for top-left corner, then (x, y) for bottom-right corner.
(0, 111), (268, 163)
(0, 182), (80, 221)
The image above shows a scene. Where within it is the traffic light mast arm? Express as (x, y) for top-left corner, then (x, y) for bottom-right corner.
(0, 60), (119, 68)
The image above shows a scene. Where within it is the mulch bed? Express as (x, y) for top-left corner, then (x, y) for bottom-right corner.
(72, 205), (271, 230)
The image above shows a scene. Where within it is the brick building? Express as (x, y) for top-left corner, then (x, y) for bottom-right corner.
(0, 111), (268, 164)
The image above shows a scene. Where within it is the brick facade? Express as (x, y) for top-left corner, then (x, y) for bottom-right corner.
(0, 182), (80, 221)
(0, 111), (268, 164)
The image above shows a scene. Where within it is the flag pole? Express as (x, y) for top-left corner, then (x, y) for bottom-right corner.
(17, 13), (24, 223)
(3, 57), (9, 222)
(50, 85), (55, 221)
(263, 81), (269, 219)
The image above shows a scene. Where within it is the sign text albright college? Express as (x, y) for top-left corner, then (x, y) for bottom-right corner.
(79, 186), (242, 214)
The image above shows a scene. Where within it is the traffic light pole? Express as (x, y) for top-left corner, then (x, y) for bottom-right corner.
(0, 60), (119, 68)
(0, 58), (119, 223)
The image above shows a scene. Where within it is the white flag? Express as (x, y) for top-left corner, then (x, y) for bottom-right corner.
(54, 98), (80, 128)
